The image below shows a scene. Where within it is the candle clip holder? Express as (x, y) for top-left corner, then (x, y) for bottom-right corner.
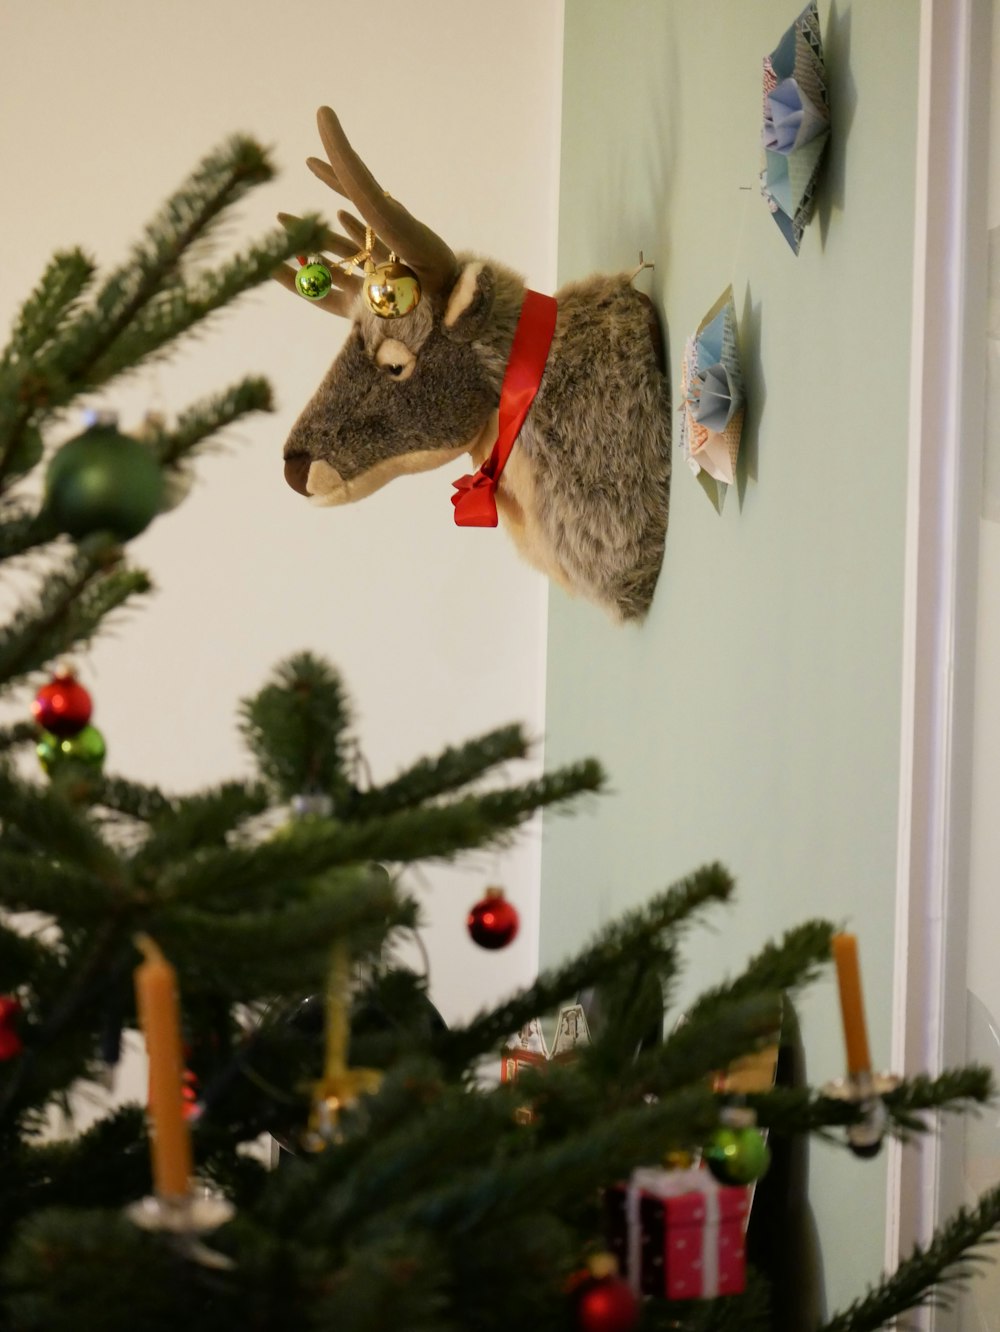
(822, 1071), (900, 1159)
(302, 1066), (383, 1152)
(291, 792), (334, 819)
(127, 1183), (235, 1270)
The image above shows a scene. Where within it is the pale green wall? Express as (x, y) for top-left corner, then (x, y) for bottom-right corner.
(542, 0), (919, 1313)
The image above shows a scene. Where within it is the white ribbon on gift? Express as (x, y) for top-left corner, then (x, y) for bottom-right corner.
(624, 1167), (722, 1299)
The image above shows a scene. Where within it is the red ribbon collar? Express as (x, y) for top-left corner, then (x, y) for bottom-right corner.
(451, 289), (558, 527)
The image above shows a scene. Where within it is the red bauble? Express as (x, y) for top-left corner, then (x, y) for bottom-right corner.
(32, 672), (92, 738)
(0, 997), (23, 1060)
(182, 1067), (200, 1121)
(576, 1276), (639, 1332)
(467, 888), (519, 949)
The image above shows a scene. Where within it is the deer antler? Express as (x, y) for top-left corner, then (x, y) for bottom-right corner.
(272, 215), (367, 317)
(310, 106), (458, 303)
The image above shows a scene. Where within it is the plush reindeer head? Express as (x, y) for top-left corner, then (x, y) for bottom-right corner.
(275, 108), (524, 506)
(277, 108), (672, 623)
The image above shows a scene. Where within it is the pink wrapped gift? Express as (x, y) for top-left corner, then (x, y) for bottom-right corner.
(606, 1167), (748, 1300)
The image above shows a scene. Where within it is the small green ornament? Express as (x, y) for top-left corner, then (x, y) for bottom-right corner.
(295, 260), (334, 301)
(704, 1121), (771, 1186)
(37, 723), (106, 777)
(46, 423), (164, 542)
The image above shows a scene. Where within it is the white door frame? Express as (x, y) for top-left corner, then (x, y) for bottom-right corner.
(888, 0), (990, 1320)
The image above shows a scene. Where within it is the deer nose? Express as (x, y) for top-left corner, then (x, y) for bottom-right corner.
(284, 453), (312, 496)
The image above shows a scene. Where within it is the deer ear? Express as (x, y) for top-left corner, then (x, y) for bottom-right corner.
(442, 262), (495, 341)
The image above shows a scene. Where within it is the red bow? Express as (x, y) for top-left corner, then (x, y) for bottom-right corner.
(451, 289), (558, 528)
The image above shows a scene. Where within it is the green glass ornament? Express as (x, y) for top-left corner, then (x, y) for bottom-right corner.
(46, 423), (164, 541)
(703, 1123), (771, 1185)
(37, 723), (106, 777)
(295, 260), (334, 301)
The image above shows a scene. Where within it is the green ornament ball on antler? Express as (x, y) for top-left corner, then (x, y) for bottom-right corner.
(295, 258), (334, 301)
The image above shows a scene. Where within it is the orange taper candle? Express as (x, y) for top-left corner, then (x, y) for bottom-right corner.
(832, 932), (873, 1077)
(134, 934), (193, 1199)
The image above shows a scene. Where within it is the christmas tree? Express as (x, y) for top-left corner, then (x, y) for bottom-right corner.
(0, 135), (998, 1332)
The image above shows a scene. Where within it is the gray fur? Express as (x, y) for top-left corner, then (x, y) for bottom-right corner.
(284, 256), (670, 622)
(520, 273), (670, 621)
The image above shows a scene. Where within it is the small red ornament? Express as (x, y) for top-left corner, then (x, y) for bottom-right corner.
(574, 1266), (638, 1332)
(182, 1067), (200, 1121)
(32, 671), (92, 738)
(467, 888), (519, 949)
(0, 997), (23, 1060)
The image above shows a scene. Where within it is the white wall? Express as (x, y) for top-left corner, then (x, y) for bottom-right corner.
(0, 0), (563, 1024)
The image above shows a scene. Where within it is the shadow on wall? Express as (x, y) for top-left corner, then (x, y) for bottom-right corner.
(737, 282), (765, 507)
(747, 1002), (826, 1329)
(817, 0), (857, 246)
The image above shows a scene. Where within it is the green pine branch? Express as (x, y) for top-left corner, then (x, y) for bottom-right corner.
(0, 925), (62, 995)
(0, 770), (119, 878)
(130, 780), (269, 873)
(3, 1208), (176, 1332)
(0, 722), (38, 754)
(0, 137), (276, 470)
(156, 871), (415, 997)
(820, 1183), (1000, 1332)
(433, 864), (734, 1072)
(0, 546), (150, 689)
(159, 762), (604, 908)
(658, 1273), (772, 1332)
(621, 993), (782, 1102)
(0, 851), (120, 922)
(883, 1067), (996, 1129)
(48, 136), (275, 389)
(145, 377), (274, 470)
(5, 1107), (148, 1217)
(749, 1067), (994, 1138)
(240, 652), (355, 804)
(683, 919), (836, 1026)
(0, 508), (60, 565)
(89, 776), (173, 824)
(0, 249), (96, 375)
(0, 251), (96, 485)
(295, 1065), (522, 1239)
(0, 137), (326, 485)
(347, 1085), (720, 1243)
(348, 724), (531, 820)
(77, 214), (325, 393)
(306, 1230), (453, 1332)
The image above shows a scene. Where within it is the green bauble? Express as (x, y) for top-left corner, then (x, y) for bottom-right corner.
(37, 724), (106, 777)
(703, 1125), (771, 1185)
(295, 261), (334, 301)
(46, 424), (164, 541)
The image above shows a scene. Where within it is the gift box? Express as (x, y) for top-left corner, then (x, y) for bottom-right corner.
(501, 1004), (591, 1084)
(606, 1167), (748, 1300)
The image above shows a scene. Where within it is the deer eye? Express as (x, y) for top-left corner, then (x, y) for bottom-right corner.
(375, 338), (416, 381)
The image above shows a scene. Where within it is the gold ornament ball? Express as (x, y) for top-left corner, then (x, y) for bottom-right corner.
(363, 261), (421, 318)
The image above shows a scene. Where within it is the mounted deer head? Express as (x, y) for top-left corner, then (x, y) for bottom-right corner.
(275, 107), (671, 622)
